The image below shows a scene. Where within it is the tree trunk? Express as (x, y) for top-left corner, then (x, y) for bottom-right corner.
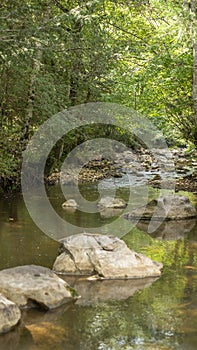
(189, 0), (197, 144)
(22, 6), (50, 142)
(193, 42), (197, 143)
(23, 46), (42, 141)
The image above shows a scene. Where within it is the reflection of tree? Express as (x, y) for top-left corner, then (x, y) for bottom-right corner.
(1, 189), (197, 348)
(181, 240), (196, 305)
(0, 326), (33, 350)
(0, 197), (18, 226)
(59, 274), (186, 349)
(170, 240), (186, 271)
(61, 233), (197, 349)
(0, 195), (59, 270)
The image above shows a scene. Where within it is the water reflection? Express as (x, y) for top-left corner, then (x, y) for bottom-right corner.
(0, 194), (59, 270)
(1, 269), (197, 350)
(99, 208), (124, 219)
(0, 185), (197, 349)
(62, 276), (158, 305)
(126, 218), (197, 240)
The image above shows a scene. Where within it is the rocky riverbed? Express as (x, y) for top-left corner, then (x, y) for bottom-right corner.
(47, 147), (197, 192)
(0, 234), (163, 334)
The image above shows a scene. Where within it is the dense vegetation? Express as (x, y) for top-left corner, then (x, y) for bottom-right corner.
(0, 0), (197, 192)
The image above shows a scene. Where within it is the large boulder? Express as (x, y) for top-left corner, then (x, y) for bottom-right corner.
(123, 195), (197, 221)
(53, 233), (163, 279)
(98, 196), (126, 209)
(0, 265), (78, 310)
(0, 294), (21, 334)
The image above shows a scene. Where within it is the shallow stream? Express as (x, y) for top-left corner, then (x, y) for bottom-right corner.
(0, 182), (197, 350)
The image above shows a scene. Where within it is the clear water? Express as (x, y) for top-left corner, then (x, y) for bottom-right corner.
(0, 183), (197, 350)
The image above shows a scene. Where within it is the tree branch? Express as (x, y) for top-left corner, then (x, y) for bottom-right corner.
(53, 0), (69, 13)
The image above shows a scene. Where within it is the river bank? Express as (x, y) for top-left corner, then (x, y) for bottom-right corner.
(1, 147), (196, 196)
(47, 147), (197, 193)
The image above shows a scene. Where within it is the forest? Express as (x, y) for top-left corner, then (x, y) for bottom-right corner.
(0, 0), (197, 193)
(1, 3), (197, 349)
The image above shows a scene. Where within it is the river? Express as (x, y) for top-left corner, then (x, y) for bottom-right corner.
(0, 182), (197, 350)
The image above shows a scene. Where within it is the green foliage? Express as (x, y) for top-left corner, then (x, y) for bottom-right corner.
(0, 128), (22, 191)
(100, 0), (196, 144)
(0, 0), (196, 192)
(45, 124), (136, 175)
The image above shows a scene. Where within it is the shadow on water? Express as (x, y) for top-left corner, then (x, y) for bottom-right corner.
(0, 183), (197, 349)
(0, 194), (59, 270)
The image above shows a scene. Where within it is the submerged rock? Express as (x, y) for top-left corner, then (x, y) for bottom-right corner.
(98, 196), (126, 209)
(0, 294), (21, 334)
(123, 195), (197, 221)
(0, 265), (78, 310)
(53, 233), (163, 279)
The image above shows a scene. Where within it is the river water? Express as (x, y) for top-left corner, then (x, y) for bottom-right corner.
(0, 182), (197, 350)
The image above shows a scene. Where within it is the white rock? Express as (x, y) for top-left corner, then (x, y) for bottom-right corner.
(98, 196), (126, 209)
(0, 265), (79, 309)
(0, 294), (21, 334)
(62, 199), (78, 209)
(53, 233), (163, 279)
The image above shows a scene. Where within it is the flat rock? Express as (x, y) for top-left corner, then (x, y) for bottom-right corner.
(98, 196), (126, 209)
(123, 195), (197, 221)
(53, 233), (163, 279)
(0, 294), (21, 334)
(0, 265), (78, 310)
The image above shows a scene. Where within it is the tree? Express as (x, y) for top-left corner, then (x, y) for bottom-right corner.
(0, 0), (197, 192)
(98, 0), (196, 145)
